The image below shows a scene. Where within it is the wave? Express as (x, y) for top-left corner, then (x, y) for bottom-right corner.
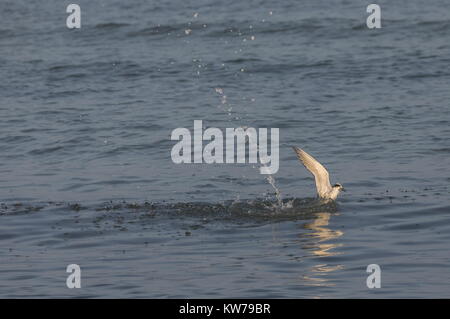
(94, 23), (131, 29)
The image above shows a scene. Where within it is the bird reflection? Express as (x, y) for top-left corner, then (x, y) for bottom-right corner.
(299, 211), (344, 287)
(303, 211), (343, 257)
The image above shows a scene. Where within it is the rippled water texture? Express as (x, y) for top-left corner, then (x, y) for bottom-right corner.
(1, 0), (450, 298)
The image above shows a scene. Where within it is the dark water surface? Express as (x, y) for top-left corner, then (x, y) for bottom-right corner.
(1, 0), (450, 297)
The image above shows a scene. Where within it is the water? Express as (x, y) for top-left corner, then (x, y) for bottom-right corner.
(1, 0), (450, 298)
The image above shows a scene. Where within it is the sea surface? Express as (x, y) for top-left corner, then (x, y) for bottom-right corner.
(1, 0), (450, 298)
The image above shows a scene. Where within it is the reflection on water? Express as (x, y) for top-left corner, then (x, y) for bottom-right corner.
(303, 212), (344, 257)
(298, 211), (344, 287)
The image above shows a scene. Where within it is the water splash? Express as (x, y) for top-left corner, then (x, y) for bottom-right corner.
(213, 89), (284, 210)
(265, 173), (294, 211)
(215, 88), (240, 119)
(266, 175), (282, 207)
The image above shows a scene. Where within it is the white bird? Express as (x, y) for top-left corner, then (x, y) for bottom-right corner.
(292, 146), (344, 200)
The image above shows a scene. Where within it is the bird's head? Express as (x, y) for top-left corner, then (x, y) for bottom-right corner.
(333, 183), (345, 192)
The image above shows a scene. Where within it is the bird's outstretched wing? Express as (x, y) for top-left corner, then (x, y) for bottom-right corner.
(292, 147), (332, 197)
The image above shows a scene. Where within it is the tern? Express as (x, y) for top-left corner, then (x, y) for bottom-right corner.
(292, 147), (344, 200)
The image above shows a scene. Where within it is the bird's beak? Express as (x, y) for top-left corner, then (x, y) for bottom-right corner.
(341, 187), (346, 192)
